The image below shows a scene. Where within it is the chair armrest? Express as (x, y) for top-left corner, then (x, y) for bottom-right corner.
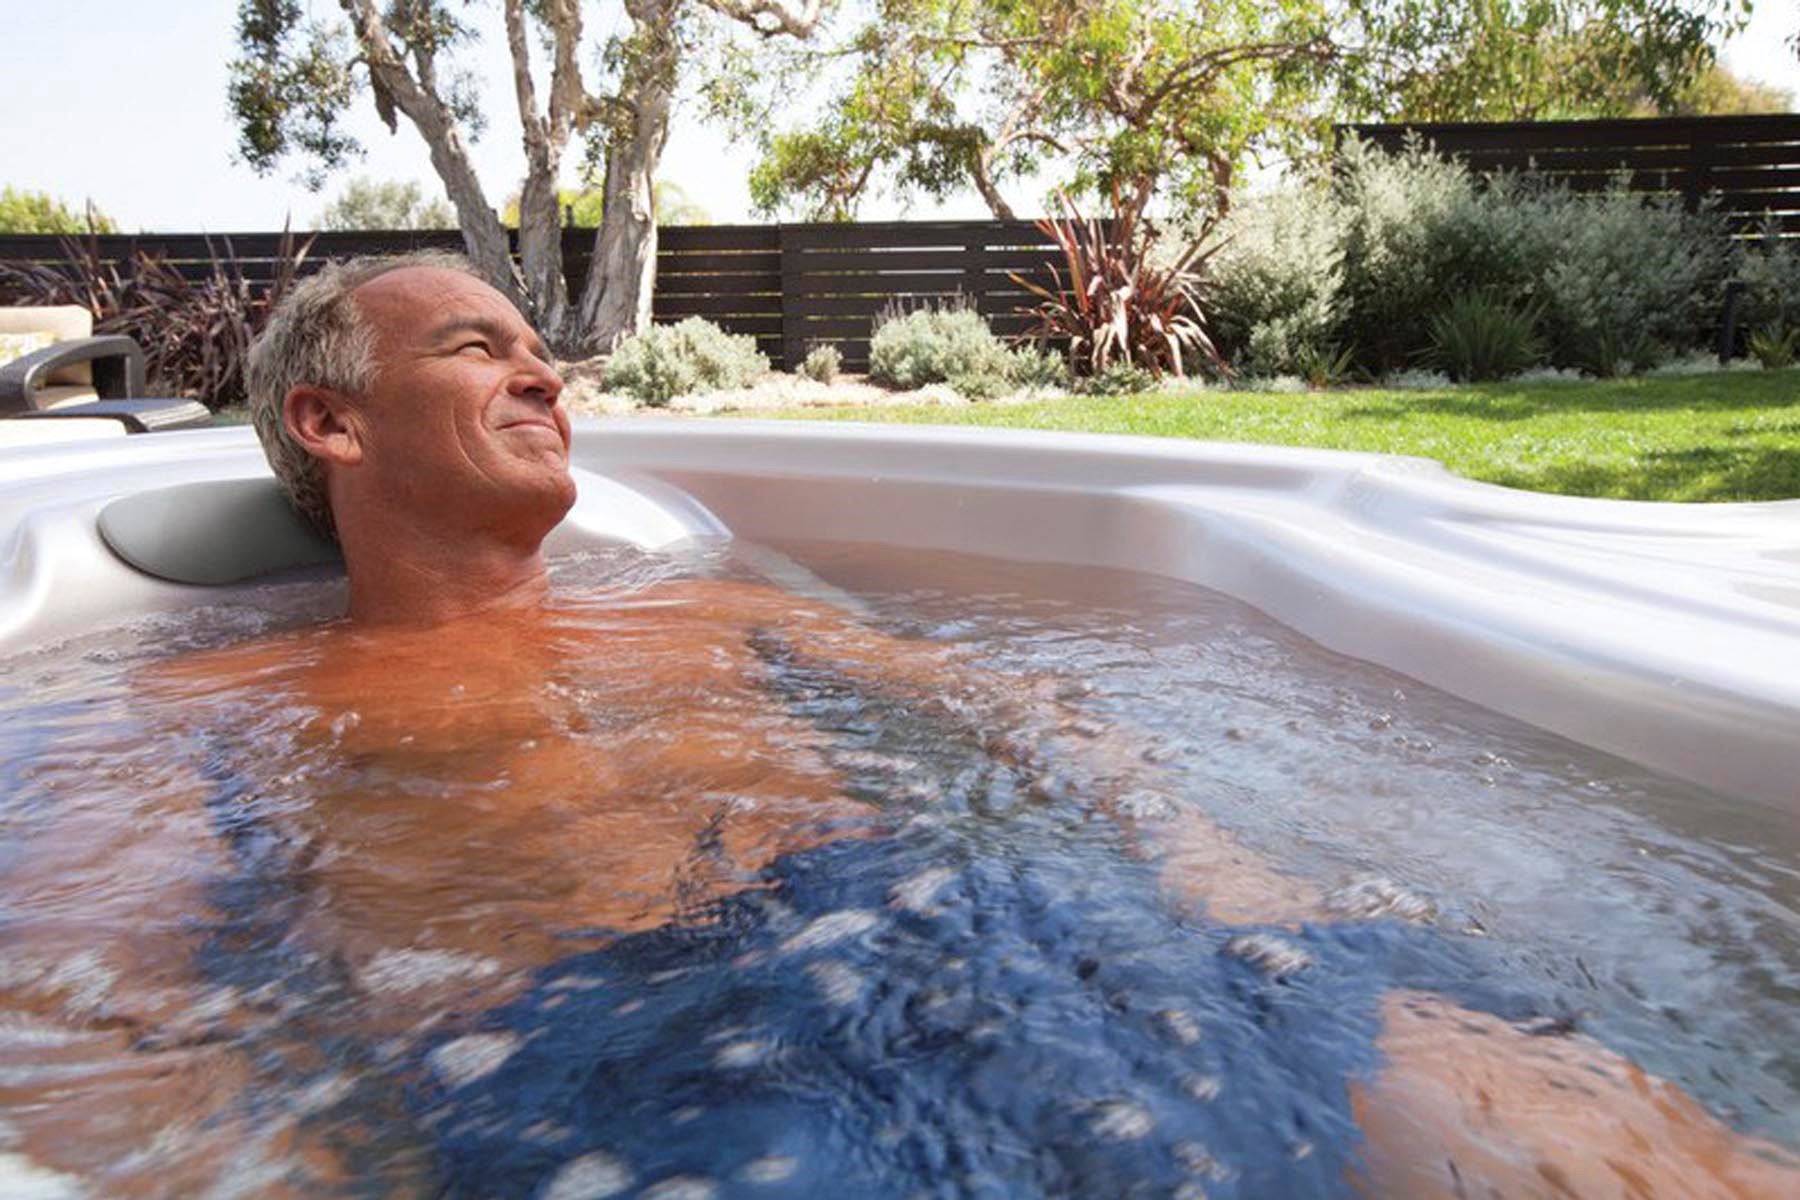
(11, 398), (212, 433)
(0, 335), (147, 412)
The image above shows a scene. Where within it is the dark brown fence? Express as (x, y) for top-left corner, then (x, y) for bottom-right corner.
(1342, 113), (1800, 234)
(0, 220), (1066, 371)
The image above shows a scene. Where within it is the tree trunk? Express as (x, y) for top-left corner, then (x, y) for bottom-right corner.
(971, 152), (1018, 222)
(341, 0), (522, 310)
(434, 123), (526, 313)
(506, 0), (574, 348)
(575, 1), (679, 354)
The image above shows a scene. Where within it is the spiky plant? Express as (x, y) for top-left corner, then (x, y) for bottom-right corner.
(1011, 186), (1226, 380)
(0, 225), (314, 409)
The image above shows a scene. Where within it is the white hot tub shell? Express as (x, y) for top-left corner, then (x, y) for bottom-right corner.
(2, 419), (1797, 810)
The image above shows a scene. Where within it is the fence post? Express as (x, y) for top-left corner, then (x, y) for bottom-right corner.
(779, 224), (805, 371)
(1684, 138), (1715, 213)
(964, 231), (988, 318)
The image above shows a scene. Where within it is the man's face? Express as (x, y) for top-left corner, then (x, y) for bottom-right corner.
(347, 266), (575, 540)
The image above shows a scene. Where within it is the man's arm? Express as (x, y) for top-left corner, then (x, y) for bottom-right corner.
(686, 576), (1330, 925)
(0, 766), (361, 1196)
(1354, 990), (1800, 1199)
(701, 578), (1800, 1192)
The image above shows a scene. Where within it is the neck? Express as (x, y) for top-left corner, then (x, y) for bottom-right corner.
(336, 511), (553, 628)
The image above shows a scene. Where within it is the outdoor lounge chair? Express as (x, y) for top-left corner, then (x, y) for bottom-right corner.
(0, 305), (210, 432)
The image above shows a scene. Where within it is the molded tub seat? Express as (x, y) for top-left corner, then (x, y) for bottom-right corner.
(1, 419), (1796, 810)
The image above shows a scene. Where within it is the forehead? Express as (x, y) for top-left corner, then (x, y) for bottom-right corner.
(352, 267), (530, 348)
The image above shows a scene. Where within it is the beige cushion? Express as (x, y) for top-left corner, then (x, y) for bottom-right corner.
(39, 384), (102, 409)
(0, 331), (55, 366)
(0, 306), (95, 386)
(0, 305), (91, 338)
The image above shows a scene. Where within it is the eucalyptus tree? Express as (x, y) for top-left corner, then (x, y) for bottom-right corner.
(745, 0), (1750, 225)
(1344, 0), (1752, 122)
(748, 0), (1341, 225)
(317, 177), (455, 230)
(231, 0), (829, 354)
(0, 187), (115, 235)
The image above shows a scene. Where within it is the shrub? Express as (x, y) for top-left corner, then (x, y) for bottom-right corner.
(1381, 368), (1454, 390)
(1335, 138), (1489, 373)
(1330, 139), (1728, 377)
(867, 302), (1014, 390)
(1748, 324), (1798, 370)
(1071, 361), (1156, 396)
(1208, 184), (1345, 377)
(0, 227), (312, 409)
(1733, 216), (1800, 341)
(1014, 186), (1225, 380)
(800, 342), (841, 383)
(604, 317), (768, 405)
(1007, 345), (1070, 390)
(1531, 188), (1728, 376)
(1425, 292), (1542, 382)
(946, 369), (1013, 401)
(1294, 342), (1358, 389)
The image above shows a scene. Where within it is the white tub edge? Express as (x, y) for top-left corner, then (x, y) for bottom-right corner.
(3, 419), (1796, 809)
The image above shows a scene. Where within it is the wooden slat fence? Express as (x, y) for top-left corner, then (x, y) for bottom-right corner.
(0, 220), (1069, 371)
(1342, 113), (1800, 235)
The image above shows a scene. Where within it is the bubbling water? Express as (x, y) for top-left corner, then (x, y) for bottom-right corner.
(0, 538), (1793, 1197)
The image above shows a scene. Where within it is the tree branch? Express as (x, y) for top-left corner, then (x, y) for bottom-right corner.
(336, 0), (519, 304)
(700, 0), (831, 39)
(503, 0), (546, 154)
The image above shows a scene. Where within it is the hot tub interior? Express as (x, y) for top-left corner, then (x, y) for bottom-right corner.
(2, 422), (1797, 1196)
(0, 534), (1795, 1196)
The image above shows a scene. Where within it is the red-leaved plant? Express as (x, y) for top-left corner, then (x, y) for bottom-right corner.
(0, 224), (314, 410)
(1011, 185), (1226, 380)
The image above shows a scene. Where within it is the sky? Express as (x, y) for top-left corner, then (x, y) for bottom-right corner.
(2, 0), (1797, 234)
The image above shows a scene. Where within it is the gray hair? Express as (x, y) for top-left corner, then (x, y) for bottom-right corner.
(246, 250), (480, 542)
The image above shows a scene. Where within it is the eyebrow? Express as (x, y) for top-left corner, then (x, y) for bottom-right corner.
(425, 316), (554, 365)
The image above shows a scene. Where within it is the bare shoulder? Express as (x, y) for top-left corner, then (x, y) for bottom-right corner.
(132, 625), (324, 703)
(635, 576), (846, 626)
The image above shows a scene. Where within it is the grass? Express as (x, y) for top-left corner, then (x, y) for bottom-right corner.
(749, 369), (1800, 503)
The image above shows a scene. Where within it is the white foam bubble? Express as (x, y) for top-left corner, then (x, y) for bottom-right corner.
(778, 909), (880, 955)
(1223, 934), (1313, 980)
(540, 1151), (634, 1200)
(358, 948), (501, 996)
(638, 1176), (718, 1200)
(713, 1039), (772, 1069)
(1157, 1009), (1203, 1046)
(735, 1155), (799, 1184)
(887, 867), (956, 914)
(427, 1032), (520, 1090)
(1089, 1099), (1155, 1140)
(806, 960), (866, 1007)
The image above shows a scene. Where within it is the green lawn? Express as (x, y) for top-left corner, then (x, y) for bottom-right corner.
(752, 369), (1800, 503)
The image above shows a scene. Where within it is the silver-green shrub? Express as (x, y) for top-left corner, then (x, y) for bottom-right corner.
(605, 317), (769, 405)
(1531, 188), (1728, 376)
(800, 342), (842, 383)
(1007, 345), (1070, 390)
(1213, 138), (1731, 379)
(1208, 183), (1345, 377)
(867, 304), (1015, 391)
(1734, 216), (1800, 343)
(1335, 138), (1483, 373)
(1071, 360), (1156, 396)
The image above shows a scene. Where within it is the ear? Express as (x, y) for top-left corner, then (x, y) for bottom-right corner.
(282, 385), (363, 468)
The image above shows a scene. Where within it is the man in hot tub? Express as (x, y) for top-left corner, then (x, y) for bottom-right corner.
(6, 253), (1793, 1198)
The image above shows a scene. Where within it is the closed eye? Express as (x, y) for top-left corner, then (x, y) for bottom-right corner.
(455, 340), (494, 356)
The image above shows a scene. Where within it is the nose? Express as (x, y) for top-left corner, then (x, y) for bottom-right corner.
(509, 353), (564, 409)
